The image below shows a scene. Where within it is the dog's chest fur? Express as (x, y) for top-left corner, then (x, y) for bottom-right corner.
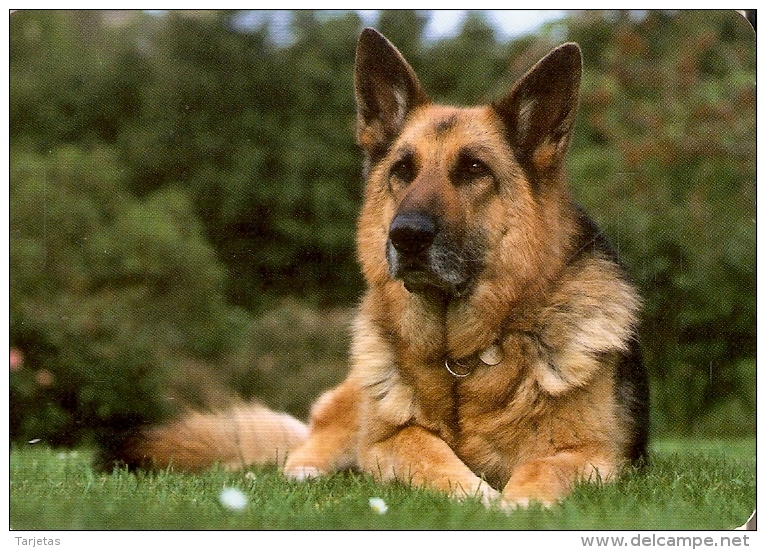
(352, 250), (635, 490)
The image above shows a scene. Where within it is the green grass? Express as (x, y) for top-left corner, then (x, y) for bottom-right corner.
(10, 438), (754, 530)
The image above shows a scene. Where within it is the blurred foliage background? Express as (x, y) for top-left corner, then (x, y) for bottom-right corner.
(9, 10), (755, 446)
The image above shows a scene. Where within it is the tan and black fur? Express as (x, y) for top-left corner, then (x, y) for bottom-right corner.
(102, 28), (649, 508)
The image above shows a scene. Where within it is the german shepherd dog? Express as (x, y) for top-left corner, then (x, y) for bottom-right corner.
(104, 28), (649, 508)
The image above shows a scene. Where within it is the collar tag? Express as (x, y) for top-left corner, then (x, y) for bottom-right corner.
(479, 344), (503, 366)
(445, 343), (504, 378)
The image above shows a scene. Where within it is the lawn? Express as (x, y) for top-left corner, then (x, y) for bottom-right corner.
(9, 438), (755, 530)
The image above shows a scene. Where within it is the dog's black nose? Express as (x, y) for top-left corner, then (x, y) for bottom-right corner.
(389, 211), (437, 255)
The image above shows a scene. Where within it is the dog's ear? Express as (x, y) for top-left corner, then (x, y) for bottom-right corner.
(355, 28), (430, 158)
(493, 43), (582, 175)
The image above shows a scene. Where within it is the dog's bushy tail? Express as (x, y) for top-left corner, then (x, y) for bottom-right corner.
(95, 402), (308, 472)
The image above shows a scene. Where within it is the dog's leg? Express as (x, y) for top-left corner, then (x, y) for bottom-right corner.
(501, 449), (616, 508)
(283, 379), (361, 479)
(359, 425), (499, 505)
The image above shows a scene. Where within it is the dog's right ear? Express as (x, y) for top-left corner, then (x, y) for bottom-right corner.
(355, 28), (430, 158)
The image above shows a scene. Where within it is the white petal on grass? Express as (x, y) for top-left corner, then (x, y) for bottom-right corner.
(368, 497), (388, 514)
(219, 487), (248, 511)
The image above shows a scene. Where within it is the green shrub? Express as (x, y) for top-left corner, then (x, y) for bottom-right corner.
(10, 147), (244, 445)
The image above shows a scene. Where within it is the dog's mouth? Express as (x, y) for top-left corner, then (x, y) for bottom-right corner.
(386, 239), (480, 299)
(398, 265), (470, 297)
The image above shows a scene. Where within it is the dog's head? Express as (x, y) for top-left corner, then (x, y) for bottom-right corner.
(355, 28), (582, 302)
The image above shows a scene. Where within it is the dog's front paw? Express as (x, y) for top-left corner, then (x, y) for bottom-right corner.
(283, 465), (325, 481)
(496, 495), (556, 512)
(450, 481), (501, 508)
(497, 482), (560, 511)
(477, 484), (503, 508)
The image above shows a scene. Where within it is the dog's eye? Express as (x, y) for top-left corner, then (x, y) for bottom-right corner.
(453, 154), (491, 185)
(390, 154), (417, 186)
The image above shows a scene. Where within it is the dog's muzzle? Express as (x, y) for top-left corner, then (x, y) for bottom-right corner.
(387, 211), (478, 297)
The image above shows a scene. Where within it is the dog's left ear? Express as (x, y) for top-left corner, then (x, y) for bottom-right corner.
(493, 43), (582, 175)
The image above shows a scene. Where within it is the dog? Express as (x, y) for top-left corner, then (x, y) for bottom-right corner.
(103, 28), (649, 509)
